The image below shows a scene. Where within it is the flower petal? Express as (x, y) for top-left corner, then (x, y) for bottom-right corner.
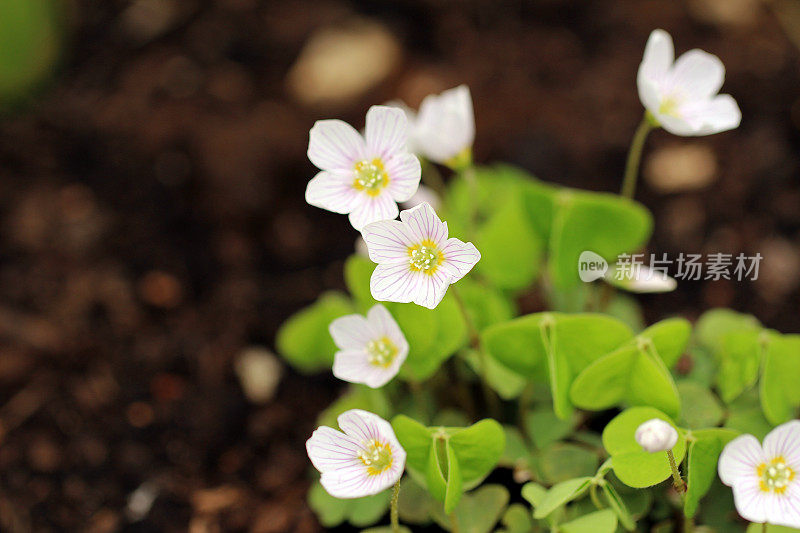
(348, 193), (399, 231)
(306, 171), (359, 214)
(329, 313), (378, 351)
(764, 420), (800, 470)
(385, 153), (422, 203)
(667, 49), (725, 99)
(730, 476), (768, 524)
(719, 434), (766, 487)
(367, 304), (408, 354)
(320, 464), (376, 498)
(370, 262), (418, 304)
(338, 409), (394, 445)
(678, 94), (741, 136)
(306, 426), (361, 473)
(365, 105), (409, 161)
(399, 202), (449, 247)
(415, 85), (475, 163)
(769, 482), (800, 529)
(308, 119), (366, 172)
(412, 269), (450, 309)
(332, 348), (394, 388)
(362, 219), (416, 263)
(638, 29), (674, 84)
(439, 238), (481, 281)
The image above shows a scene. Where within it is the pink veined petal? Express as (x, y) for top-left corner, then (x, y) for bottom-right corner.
(384, 153), (422, 203)
(764, 420), (800, 471)
(399, 202), (448, 246)
(412, 269), (450, 310)
(439, 238), (481, 281)
(308, 119), (366, 172)
(730, 477), (768, 524)
(719, 434), (766, 487)
(362, 219), (416, 264)
(769, 481), (800, 529)
(638, 29), (674, 86)
(678, 94), (741, 136)
(666, 49), (725, 100)
(319, 464), (375, 498)
(364, 106), (409, 161)
(348, 193), (399, 231)
(370, 263), (418, 304)
(366, 305), (408, 353)
(329, 314), (377, 350)
(332, 348), (374, 385)
(338, 409), (396, 445)
(305, 171), (360, 214)
(415, 86), (475, 163)
(306, 426), (362, 473)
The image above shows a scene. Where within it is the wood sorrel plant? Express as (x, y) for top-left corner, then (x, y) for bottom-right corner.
(276, 29), (800, 532)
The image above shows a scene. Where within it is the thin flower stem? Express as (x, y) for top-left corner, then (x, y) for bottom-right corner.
(590, 483), (604, 510)
(390, 479), (401, 533)
(450, 285), (499, 416)
(762, 521), (768, 533)
(666, 449), (687, 495)
(620, 114), (655, 199)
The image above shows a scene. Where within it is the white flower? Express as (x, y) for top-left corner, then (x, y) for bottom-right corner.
(306, 105), (422, 230)
(362, 202), (480, 309)
(635, 418), (679, 453)
(400, 184), (441, 211)
(383, 100), (421, 155)
(605, 265), (678, 294)
(718, 420), (800, 528)
(306, 409), (406, 498)
(638, 29), (741, 136)
(413, 85), (475, 166)
(329, 304), (408, 388)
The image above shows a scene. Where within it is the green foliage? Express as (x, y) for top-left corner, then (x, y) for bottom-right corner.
(392, 415), (505, 513)
(532, 477), (592, 519)
(275, 291), (354, 373)
(317, 385), (390, 429)
(308, 481), (391, 528)
(570, 318), (686, 418)
(684, 428), (739, 518)
(483, 312), (633, 418)
(560, 509), (618, 533)
(0, 0), (63, 109)
(600, 480), (636, 531)
(677, 380), (724, 429)
(431, 484), (510, 533)
(602, 407), (687, 488)
(760, 332), (800, 425)
(548, 190), (652, 289)
(538, 443), (599, 483)
(496, 503), (534, 533)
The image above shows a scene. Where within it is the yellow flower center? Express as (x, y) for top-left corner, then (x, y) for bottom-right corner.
(408, 240), (443, 275)
(353, 159), (389, 196)
(358, 439), (393, 476)
(366, 337), (398, 367)
(658, 96), (681, 118)
(758, 456), (796, 494)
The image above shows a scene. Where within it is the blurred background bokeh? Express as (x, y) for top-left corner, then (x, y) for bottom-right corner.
(0, 0), (799, 530)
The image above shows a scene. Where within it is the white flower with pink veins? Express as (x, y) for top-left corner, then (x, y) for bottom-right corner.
(306, 409), (406, 498)
(306, 105), (421, 230)
(362, 202), (480, 309)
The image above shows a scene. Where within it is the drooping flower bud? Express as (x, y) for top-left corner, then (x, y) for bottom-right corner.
(635, 418), (678, 453)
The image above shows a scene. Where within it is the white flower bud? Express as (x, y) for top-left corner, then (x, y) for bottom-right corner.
(635, 418), (678, 453)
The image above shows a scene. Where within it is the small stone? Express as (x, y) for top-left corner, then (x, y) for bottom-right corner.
(126, 482), (159, 522)
(286, 20), (402, 106)
(645, 144), (718, 193)
(234, 347), (282, 404)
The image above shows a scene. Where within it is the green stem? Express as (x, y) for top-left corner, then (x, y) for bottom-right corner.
(450, 285), (499, 416)
(762, 522), (768, 533)
(620, 113), (655, 199)
(666, 449), (687, 495)
(390, 479), (401, 532)
(590, 483), (604, 510)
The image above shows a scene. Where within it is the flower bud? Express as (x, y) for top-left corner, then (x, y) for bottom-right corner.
(635, 418), (678, 453)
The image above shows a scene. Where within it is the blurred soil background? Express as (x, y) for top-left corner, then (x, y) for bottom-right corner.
(0, 0), (799, 531)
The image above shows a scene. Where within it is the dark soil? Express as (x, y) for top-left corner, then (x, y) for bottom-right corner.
(0, 0), (798, 531)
